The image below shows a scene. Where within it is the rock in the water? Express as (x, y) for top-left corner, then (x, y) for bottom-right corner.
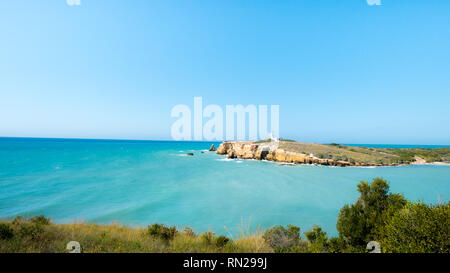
(209, 144), (216, 151)
(186, 153), (194, 156)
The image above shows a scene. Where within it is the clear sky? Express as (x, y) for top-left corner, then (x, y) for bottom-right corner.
(1, 0), (449, 144)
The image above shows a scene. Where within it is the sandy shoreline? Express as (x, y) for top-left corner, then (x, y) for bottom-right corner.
(410, 156), (450, 166)
(411, 162), (450, 166)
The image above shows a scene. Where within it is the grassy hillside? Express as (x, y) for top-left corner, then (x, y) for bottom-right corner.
(0, 217), (271, 253)
(279, 141), (450, 165)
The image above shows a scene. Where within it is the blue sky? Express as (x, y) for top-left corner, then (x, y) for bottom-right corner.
(1, 0), (449, 144)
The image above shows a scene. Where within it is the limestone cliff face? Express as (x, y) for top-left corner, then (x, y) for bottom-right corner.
(216, 141), (257, 159)
(216, 141), (353, 167)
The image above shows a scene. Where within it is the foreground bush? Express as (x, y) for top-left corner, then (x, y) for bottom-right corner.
(0, 223), (14, 240)
(334, 178), (449, 253)
(304, 226), (329, 253)
(215, 235), (230, 248)
(262, 225), (301, 252)
(336, 178), (407, 250)
(147, 223), (177, 241)
(381, 202), (450, 253)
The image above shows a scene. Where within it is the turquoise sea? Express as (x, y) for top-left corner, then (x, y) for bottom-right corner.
(0, 137), (449, 237)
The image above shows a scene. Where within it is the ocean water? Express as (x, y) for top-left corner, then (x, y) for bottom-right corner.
(0, 138), (449, 237)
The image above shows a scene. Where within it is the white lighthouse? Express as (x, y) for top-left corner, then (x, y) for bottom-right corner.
(270, 132), (279, 143)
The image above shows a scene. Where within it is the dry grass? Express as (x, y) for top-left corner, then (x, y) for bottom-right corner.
(279, 141), (396, 164)
(277, 141), (450, 164)
(0, 217), (272, 253)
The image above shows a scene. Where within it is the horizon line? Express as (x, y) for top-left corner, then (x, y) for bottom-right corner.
(0, 136), (449, 146)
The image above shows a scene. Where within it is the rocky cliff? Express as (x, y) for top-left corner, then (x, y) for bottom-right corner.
(216, 141), (353, 167)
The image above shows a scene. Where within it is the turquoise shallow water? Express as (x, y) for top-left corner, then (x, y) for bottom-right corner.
(0, 138), (449, 237)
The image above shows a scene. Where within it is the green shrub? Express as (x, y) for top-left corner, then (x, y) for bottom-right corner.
(336, 178), (407, 250)
(263, 225), (300, 252)
(327, 237), (348, 253)
(304, 226), (329, 253)
(147, 223), (177, 241)
(30, 215), (51, 225)
(215, 235), (230, 248)
(305, 225), (327, 245)
(333, 155), (343, 161)
(0, 223), (14, 240)
(381, 202), (450, 253)
(8, 216), (49, 240)
(198, 232), (230, 247)
(17, 222), (45, 240)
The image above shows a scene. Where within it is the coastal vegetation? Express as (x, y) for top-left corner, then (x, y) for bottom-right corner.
(217, 140), (450, 166)
(280, 142), (450, 165)
(0, 178), (448, 253)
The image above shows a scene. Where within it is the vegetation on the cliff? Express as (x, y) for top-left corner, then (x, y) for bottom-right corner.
(387, 148), (450, 163)
(1, 178), (448, 253)
(281, 141), (450, 165)
(219, 140), (450, 166)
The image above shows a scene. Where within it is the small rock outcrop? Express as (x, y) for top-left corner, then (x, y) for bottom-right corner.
(209, 144), (216, 151)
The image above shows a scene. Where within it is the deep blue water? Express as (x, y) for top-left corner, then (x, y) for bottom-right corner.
(0, 137), (449, 237)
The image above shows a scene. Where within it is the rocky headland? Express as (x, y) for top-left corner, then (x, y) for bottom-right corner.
(216, 140), (450, 167)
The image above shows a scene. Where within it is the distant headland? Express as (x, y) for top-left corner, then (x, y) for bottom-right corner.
(216, 140), (450, 167)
